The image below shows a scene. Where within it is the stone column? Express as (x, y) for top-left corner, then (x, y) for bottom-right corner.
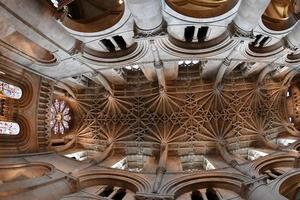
(256, 65), (274, 86)
(224, 61), (242, 75)
(122, 191), (136, 200)
(216, 143), (251, 176)
(84, 72), (113, 95)
(140, 63), (157, 81)
(108, 188), (119, 199)
(243, 62), (267, 77)
(282, 69), (298, 87)
(153, 143), (168, 193)
(214, 59), (231, 89)
(294, 156), (300, 168)
(91, 142), (114, 164)
(150, 41), (167, 91)
(233, 0), (271, 35)
(257, 134), (281, 150)
(50, 137), (76, 152)
(284, 23), (300, 51)
(214, 42), (242, 89)
(126, 0), (163, 32)
(200, 190), (209, 200)
(283, 122), (300, 136)
(72, 142), (114, 175)
(55, 82), (77, 99)
(270, 65), (291, 80)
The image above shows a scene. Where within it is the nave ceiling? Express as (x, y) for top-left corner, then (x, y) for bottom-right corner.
(1, 0), (300, 199)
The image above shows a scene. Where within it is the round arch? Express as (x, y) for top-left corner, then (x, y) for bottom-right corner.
(78, 169), (152, 194)
(159, 171), (250, 198)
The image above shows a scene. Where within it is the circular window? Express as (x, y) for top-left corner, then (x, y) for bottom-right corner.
(50, 99), (71, 134)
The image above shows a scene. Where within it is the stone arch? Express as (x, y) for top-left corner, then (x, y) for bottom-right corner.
(0, 114), (32, 153)
(277, 169), (300, 199)
(245, 40), (285, 59)
(289, 139), (300, 150)
(164, 0), (239, 19)
(2, 31), (57, 65)
(81, 40), (149, 66)
(286, 52), (300, 64)
(0, 71), (34, 109)
(262, 0), (298, 32)
(78, 169), (152, 194)
(158, 33), (238, 58)
(0, 162), (54, 182)
(249, 151), (299, 177)
(159, 171), (250, 198)
(59, 0), (125, 33)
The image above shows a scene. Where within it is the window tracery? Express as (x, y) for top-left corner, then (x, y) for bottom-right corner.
(50, 99), (71, 134)
(0, 121), (20, 135)
(0, 80), (22, 135)
(0, 80), (22, 99)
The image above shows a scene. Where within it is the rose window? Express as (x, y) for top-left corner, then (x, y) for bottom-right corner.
(50, 99), (71, 134)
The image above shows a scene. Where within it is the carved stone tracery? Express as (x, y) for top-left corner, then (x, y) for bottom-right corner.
(75, 73), (288, 158)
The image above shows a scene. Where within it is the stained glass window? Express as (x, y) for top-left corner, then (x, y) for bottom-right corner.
(50, 99), (71, 134)
(0, 121), (20, 135)
(0, 80), (22, 99)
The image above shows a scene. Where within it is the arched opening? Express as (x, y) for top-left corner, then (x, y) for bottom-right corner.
(279, 172), (300, 199)
(0, 80), (22, 136)
(50, 99), (72, 134)
(99, 186), (114, 197)
(263, 168), (284, 183)
(1, 31), (56, 64)
(169, 174), (247, 200)
(165, 0), (239, 18)
(191, 190), (203, 200)
(97, 186), (131, 200)
(286, 74), (300, 131)
(59, 0), (125, 33)
(177, 187), (236, 200)
(0, 121), (20, 135)
(0, 80), (22, 99)
(262, 0), (299, 31)
(112, 188), (126, 200)
(206, 188), (219, 200)
(0, 163), (51, 183)
(65, 183), (136, 200)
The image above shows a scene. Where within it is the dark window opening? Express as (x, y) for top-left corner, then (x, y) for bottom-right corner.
(51, 142), (66, 146)
(264, 170), (277, 181)
(99, 186), (114, 197)
(0, 99), (4, 116)
(184, 26), (195, 42)
(113, 36), (127, 50)
(112, 188), (126, 200)
(101, 39), (116, 52)
(294, 188), (300, 200)
(206, 188), (219, 200)
(252, 34), (263, 46)
(66, 0), (82, 20)
(251, 34), (271, 48)
(259, 36), (270, 47)
(191, 190), (203, 200)
(270, 169), (283, 177)
(197, 26), (209, 42)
